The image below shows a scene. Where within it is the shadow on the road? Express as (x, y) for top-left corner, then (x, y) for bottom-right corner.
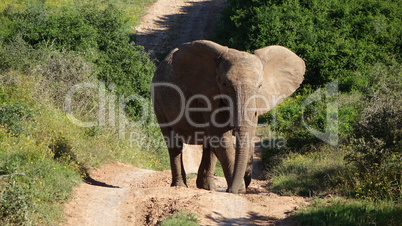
(83, 175), (120, 188)
(134, 0), (226, 62)
(206, 211), (293, 225)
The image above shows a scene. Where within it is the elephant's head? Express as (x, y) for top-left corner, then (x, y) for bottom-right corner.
(167, 40), (305, 193)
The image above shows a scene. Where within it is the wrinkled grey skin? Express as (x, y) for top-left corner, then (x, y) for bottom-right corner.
(152, 40), (305, 194)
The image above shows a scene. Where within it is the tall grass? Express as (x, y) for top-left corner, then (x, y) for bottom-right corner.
(291, 198), (402, 226)
(265, 147), (348, 197)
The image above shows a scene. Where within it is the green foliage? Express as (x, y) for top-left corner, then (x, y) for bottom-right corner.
(219, 0), (401, 202)
(291, 198), (402, 226)
(49, 135), (89, 178)
(218, 5), (401, 226)
(259, 85), (360, 154)
(0, 129), (82, 224)
(0, 69), (164, 226)
(260, 65), (401, 202)
(2, 5), (96, 51)
(343, 64), (402, 201)
(0, 0), (162, 225)
(0, 0), (155, 109)
(259, 87), (322, 152)
(215, 0), (401, 90)
(0, 100), (32, 135)
(160, 211), (199, 226)
(266, 147), (348, 197)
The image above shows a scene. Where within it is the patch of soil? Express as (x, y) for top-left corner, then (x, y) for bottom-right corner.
(63, 163), (306, 225)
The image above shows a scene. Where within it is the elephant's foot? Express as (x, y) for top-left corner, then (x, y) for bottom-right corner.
(171, 178), (187, 187)
(196, 176), (216, 191)
(227, 183), (247, 194)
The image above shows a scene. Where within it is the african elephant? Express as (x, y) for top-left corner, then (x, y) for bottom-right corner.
(151, 40), (305, 194)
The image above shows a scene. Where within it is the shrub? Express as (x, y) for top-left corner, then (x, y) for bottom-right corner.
(0, 1), (155, 116)
(0, 2), (161, 224)
(0, 102), (32, 134)
(259, 84), (360, 155)
(0, 89), (33, 135)
(219, 0), (402, 203)
(0, 70), (167, 225)
(0, 129), (82, 224)
(214, 0), (402, 90)
(33, 49), (96, 104)
(160, 211), (199, 226)
(344, 64), (402, 201)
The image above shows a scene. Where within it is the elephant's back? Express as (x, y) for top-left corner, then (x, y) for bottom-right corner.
(152, 48), (178, 83)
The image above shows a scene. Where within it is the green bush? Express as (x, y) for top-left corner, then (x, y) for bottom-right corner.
(160, 211), (199, 226)
(0, 128), (82, 224)
(0, 1), (155, 114)
(259, 85), (360, 155)
(214, 0), (401, 90)
(0, 1), (162, 225)
(344, 64), (401, 201)
(260, 65), (401, 202)
(0, 70), (165, 225)
(217, 1), (401, 224)
(0, 100), (32, 135)
(218, 0), (401, 205)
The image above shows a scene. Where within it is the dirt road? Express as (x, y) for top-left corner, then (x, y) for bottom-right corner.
(63, 0), (307, 225)
(63, 163), (306, 225)
(135, 0), (226, 60)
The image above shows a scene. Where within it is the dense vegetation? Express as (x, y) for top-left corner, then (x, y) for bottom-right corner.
(1, 0), (401, 224)
(215, 0), (401, 224)
(0, 0), (165, 224)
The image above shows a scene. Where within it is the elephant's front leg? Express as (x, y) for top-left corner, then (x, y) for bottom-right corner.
(196, 143), (217, 191)
(168, 139), (187, 187)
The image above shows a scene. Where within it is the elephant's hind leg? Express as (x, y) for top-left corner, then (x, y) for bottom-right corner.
(161, 127), (187, 187)
(196, 143), (217, 191)
(168, 141), (187, 187)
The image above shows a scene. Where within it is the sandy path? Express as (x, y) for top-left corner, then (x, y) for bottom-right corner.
(135, 0), (226, 60)
(63, 163), (306, 225)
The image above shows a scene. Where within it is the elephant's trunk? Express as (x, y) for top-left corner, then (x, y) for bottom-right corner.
(228, 86), (257, 194)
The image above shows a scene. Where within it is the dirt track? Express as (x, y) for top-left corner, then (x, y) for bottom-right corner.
(135, 0), (226, 60)
(63, 0), (307, 225)
(63, 163), (306, 225)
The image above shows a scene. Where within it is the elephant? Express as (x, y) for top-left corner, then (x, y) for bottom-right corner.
(151, 40), (305, 194)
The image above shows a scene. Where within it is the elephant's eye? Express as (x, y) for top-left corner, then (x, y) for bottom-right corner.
(222, 82), (228, 88)
(258, 84), (263, 89)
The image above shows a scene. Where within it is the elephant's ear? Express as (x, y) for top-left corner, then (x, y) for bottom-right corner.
(171, 40), (228, 94)
(254, 46), (305, 115)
